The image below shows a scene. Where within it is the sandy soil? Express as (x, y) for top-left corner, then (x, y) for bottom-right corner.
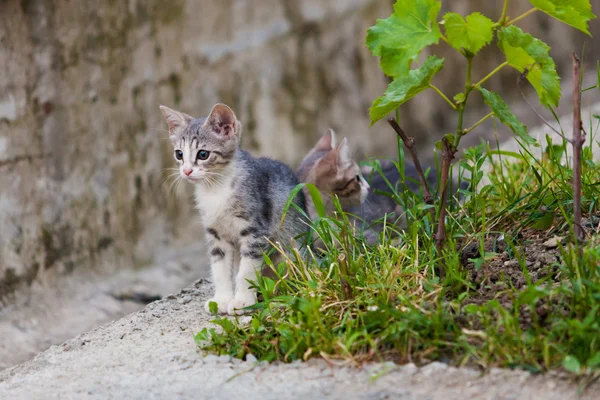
(0, 244), (208, 370)
(1, 278), (597, 400)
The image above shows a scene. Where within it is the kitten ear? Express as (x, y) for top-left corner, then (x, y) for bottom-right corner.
(314, 129), (336, 151)
(159, 105), (192, 137)
(205, 103), (239, 138)
(329, 129), (338, 148)
(360, 165), (374, 176)
(335, 137), (352, 168)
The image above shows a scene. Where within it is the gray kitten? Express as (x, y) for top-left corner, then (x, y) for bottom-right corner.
(296, 129), (370, 222)
(298, 130), (436, 245)
(160, 103), (309, 315)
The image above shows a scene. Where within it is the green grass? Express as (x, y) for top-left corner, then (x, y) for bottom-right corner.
(195, 114), (600, 376)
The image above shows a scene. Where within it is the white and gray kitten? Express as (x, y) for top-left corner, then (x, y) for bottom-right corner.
(160, 103), (309, 315)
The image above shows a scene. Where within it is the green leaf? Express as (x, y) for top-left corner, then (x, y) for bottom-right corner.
(478, 87), (537, 146)
(443, 133), (455, 145)
(194, 328), (213, 345)
(453, 92), (466, 104)
(208, 301), (218, 315)
(442, 12), (494, 55)
(251, 316), (261, 332)
(280, 183), (325, 227)
(369, 56), (444, 124)
(563, 355), (582, 374)
(213, 318), (235, 333)
(463, 304), (479, 314)
(587, 352), (600, 368)
(379, 47), (411, 79)
(531, 211), (554, 230)
(366, 0), (442, 76)
(529, 0), (596, 35)
(498, 26), (561, 108)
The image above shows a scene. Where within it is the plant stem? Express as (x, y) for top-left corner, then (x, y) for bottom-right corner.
(506, 8), (537, 25)
(500, 0), (510, 25)
(387, 117), (436, 222)
(463, 113), (493, 135)
(473, 61), (508, 89)
(571, 53), (585, 244)
(440, 34), (452, 47)
(436, 56), (474, 257)
(430, 85), (457, 110)
(455, 57), (474, 147)
(338, 253), (353, 300)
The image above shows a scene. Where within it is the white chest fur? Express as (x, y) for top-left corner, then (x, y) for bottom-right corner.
(194, 182), (232, 222)
(193, 178), (248, 243)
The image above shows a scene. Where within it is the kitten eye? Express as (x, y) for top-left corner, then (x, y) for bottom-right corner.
(197, 150), (210, 160)
(174, 150), (183, 160)
(356, 175), (360, 182)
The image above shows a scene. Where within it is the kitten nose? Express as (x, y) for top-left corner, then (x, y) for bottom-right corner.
(183, 168), (193, 176)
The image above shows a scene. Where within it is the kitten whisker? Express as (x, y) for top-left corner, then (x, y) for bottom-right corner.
(166, 177), (178, 197)
(205, 171), (229, 180)
(205, 176), (215, 189)
(162, 173), (179, 182)
(204, 173), (225, 189)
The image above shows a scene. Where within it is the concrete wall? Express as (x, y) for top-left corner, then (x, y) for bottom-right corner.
(1, 0), (597, 301)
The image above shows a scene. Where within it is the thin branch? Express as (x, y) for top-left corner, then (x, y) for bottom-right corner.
(387, 117), (435, 222)
(506, 8), (537, 25)
(430, 85), (457, 110)
(473, 61), (508, 89)
(435, 137), (455, 270)
(571, 53), (585, 243)
(582, 84), (599, 93)
(463, 113), (493, 135)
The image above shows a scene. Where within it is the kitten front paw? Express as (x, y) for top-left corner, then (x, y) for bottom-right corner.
(227, 294), (257, 315)
(205, 296), (232, 314)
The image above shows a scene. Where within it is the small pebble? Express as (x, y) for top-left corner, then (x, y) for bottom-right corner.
(542, 236), (562, 249)
(246, 354), (258, 363)
(401, 363), (418, 375)
(218, 355), (232, 363)
(203, 354), (219, 363)
(420, 361), (448, 377)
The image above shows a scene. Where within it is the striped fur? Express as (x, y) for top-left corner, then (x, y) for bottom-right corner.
(160, 103), (309, 315)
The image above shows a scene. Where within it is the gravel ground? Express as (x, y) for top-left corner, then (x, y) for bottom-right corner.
(1, 278), (597, 400)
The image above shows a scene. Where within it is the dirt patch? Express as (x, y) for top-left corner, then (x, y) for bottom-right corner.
(457, 214), (600, 331)
(1, 277), (598, 400)
(461, 231), (560, 304)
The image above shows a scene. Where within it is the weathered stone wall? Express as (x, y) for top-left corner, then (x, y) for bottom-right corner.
(0, 0), (393, 300)
(1, 0), (597, 300)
